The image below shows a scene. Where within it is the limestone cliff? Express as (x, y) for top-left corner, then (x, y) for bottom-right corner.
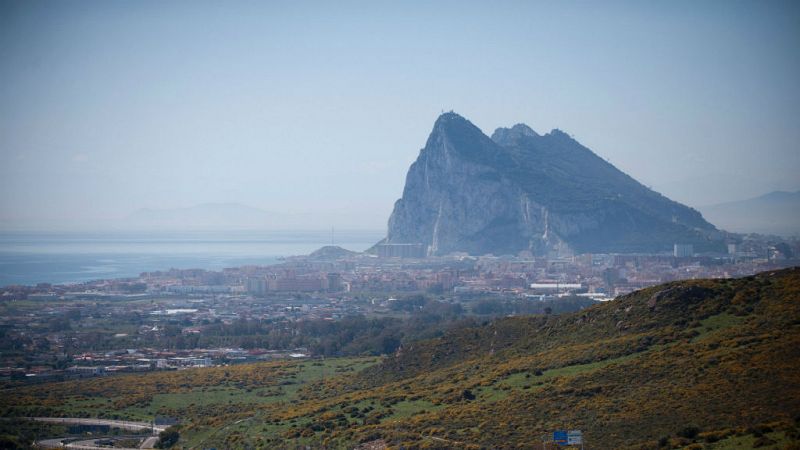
(385, 112), (720, 256)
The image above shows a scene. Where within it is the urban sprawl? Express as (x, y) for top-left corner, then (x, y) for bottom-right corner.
(1, 235), (796, 384)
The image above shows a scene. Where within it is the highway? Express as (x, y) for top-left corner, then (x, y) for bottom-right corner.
(31, 417), (166, 449)
(37, 437), (142, 449)
(31, 417), (166, 433)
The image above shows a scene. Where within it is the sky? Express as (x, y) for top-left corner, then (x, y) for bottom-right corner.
(1, 0), (799, 231)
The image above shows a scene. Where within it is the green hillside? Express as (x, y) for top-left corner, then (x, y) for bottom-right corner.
(3, 268), (800, 449)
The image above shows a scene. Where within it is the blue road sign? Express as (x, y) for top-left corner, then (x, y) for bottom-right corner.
(554, 430), (568, 444)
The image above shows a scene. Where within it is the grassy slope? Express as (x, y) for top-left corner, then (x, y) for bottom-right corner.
(333, 268), (800, 448)
(2, 268), (799, 449)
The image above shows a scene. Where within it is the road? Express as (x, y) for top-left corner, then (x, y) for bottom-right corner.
(37, 438), (142, 450)
(139, 436), (159, 449)
(31, 417), (166, 433)
(31, 417), (166, 449)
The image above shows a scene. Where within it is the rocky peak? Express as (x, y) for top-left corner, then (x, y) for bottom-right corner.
(424, 112), (509, 165)
(433, 111), (469, 126)
(491, 123), (539, 146)
(546, 128), (573, 141)
(427, 112), (484, 143)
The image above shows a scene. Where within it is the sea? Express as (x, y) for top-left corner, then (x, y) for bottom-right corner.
(0, 230), (384, 287)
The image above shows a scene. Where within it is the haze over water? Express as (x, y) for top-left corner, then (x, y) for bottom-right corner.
(0, 230), (384, 286)
(2, 1), (799, 232)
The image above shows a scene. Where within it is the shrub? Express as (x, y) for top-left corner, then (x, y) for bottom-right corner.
(155, 426), (180, 449)
(678, 425), (700, 439)
(752, 436), (776, 447)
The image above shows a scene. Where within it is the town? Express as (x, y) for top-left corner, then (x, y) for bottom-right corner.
(1, 233), (797, 385)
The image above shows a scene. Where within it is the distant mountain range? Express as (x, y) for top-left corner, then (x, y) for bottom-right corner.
(123, 203), (375, 231)
(0, 203), (382, 232)
(384, 112), (723, 256)
(126, 203), (277, 230)
(697, 190), (800, 237)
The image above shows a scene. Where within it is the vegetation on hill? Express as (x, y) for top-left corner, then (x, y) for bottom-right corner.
(2, 268), (799, 449)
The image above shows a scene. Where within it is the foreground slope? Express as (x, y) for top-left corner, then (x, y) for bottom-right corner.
(338, 268), (800, 448)
(3, 269), (799, 449)
(386, 112), (720, 255)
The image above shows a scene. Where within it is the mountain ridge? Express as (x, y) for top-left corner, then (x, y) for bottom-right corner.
(126, 202), (276, 230)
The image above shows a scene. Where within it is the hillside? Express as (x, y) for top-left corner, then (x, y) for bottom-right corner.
(336, 267), (800, 448)
(3, 269), (799, 449)
(385, 113), (722, 255)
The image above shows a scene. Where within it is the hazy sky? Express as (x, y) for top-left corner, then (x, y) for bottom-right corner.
(1, 0), (799, 230)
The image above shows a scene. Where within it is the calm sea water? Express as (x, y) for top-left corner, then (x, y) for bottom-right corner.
(0, 230), (384, 287)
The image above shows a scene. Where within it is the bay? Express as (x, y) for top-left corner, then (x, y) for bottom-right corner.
(0, 230), (384, 286)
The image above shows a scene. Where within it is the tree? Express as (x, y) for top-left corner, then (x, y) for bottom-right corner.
(381, 335), (401, 355)
(156, 426), (180, 448)
(462, 389), (476, 401)
(473, 300), (505, 315)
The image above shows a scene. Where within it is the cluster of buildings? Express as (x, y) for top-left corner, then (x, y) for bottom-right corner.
(0, 342), (309, 383)
(1, 234), (796, 383)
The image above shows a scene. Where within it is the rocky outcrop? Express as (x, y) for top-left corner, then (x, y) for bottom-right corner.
(384, 112), (721, 256)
